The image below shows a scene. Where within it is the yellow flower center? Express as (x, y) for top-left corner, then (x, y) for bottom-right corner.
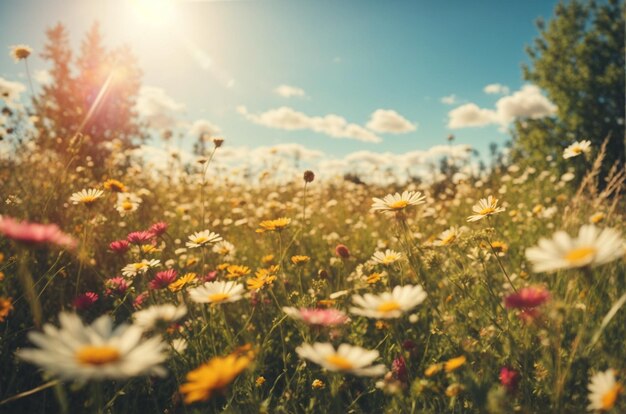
(209, 293), (230, 303)
(440, 234), (456, 245)
(564, 246), (597, 264)
(122, 201), (134, 211)
(326, 354), (354, 370)
(389, 200), (409, 210)
(601, 383), (622, 410)
(193, 236), (208, 244)
(572, 146), (582, 154)
(81, 196), (98, 204)
(76, 345), (120, 366)
(377, 300), (401, 313)
(133, 262), (147, 270)
(479, 207), (495, 215)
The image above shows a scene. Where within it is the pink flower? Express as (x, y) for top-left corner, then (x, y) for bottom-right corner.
(504, 286), (550, 309)
(126, 231), (155, 245)
(335, 244), (351, 259)
(392, 355), (408, 382)
(73, 292), (98, 310)
(0, 216), (76, 250)
(200, 271), (218, 283)
(133, 291), (149, 309)
(109, 239), (130, 254)
(284, 307), (349, 327)
(105, 277), (129, 296)
(149, 269), (177, 290)
(149, 222), (168, 237)
(499, 367), (520, 393)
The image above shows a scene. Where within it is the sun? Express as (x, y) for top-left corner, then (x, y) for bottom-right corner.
(130, 0), (178, 27)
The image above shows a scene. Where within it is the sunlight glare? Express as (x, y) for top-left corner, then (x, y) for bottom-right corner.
(130, 0), (177, 27)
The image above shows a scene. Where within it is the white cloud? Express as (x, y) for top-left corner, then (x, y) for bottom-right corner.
(448, 84), (556, 129)
(136, 86), (185, 130)
(274, 84), (306, 98)
(440, 94), (457, 105)
(237, 105), (382, 143)
(483, 83), (510, 95)
(0, 77), (25, 104)
(189, 119), (221, 138)
(366, 109), (417, 133)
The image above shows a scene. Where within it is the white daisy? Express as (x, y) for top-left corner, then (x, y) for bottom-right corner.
(350, 284), (427, 319)
(587, 369), (622, 412)
(296, 342), (387, 377)
(212, 240), (236, 260)
(564, 140), (592, 159)
(70, 188), (104, 206)
(170, 338), (188, 354)
(121, 259), (161, 278)
(115, 192), (142, 217)
(467, 196), (506, 222)
(433, 226), (462, 246)
(371, 190), (426, 214)
(16, 312), (167, 381)
(132, 304), (187, 331)
(371, 249), (403, 265)
(525, 225), (624, 273)
(187, 281), (245, 304)
(185, 230), (223, 248)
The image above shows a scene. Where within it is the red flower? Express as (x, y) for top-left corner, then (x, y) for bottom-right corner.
(504, 286), (550, 309)
(133, 291), (149, 309)
(149, 269), (178, 290)
(392, 355), (408, 383)
(149, 222), (168, 237)
(499, 367), (520, 393)
(0, 216), (76, 250)
(105, 277), (129, 296)
(335, 244), (351, 259)
(127, 231), (155, 245)
(109, 239), (130, 254)
(73, 292), (98, 310)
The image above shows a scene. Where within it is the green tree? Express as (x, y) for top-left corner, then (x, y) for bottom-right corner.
(512, 0), (625, 173)
(33, 22), (145, 172)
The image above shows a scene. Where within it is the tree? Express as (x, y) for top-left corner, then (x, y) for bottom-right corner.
(33, 22), (145, 171)
(512, 0), (625, 174)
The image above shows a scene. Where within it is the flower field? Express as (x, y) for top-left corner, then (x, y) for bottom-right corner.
(1, 124), (625, 413)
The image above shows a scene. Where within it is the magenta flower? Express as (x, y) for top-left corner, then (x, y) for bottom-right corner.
(335, 244), (351, 259)
(499, 367), (520, 393)
(149, 269), (178, 290)
(133, 291), (149, 309)
(149, 222), (168, 237)
(109, 239), (130, 254)
(392, 355), (408, 382)
(73, 292), (98, 310)
(0, 216), (76, 250)
(504, 286), (550, 309)
(126, 231), (155, 245)
(105, 277), (129, 296)
(283, 307), (349, 327)
(200, 271), (218, 283)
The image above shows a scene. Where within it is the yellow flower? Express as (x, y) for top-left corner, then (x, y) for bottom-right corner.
(365, 272), (385, 284)
(261, 254), (275, 265)
(590, 212), (605, 224)
(0, 297), (13, 322)
(179, 348), (255, 404)
(312, 379), (325, 389)
(247, 268), (278, 291)
(217, 263), (230, 271)
(257, 217), (291, 233)
(445, 383), (463, 397)
(226, 265), (251, 279)
(103, 179), (127, 193)
(444, 356), (466, 373)
(10, 45), (32, 62)
(255, 376), (266, 387)
(168, 273), (197, 292)
(489, 241), (508, 254)
(424, 363), (442, 377)
(318, 299), (336, 307)
(291, 255), (310, 265)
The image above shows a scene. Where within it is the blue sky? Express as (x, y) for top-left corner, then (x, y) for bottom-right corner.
(0, 0), (560, 163)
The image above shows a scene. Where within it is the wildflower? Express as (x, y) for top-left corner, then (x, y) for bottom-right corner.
(563, 140), (592, 159)
(425, 363), (442, 377)
(10, 45), (32, 62)
(133, 304), (187, 331)
(126, 231), (155, 245)
(296, 342), (387, 377)
(187, 281), (245, 304)
(392, 355), (408, 382)
(212, 240), (235, 257)
(133, 292), (149, 309)
(17, 312), (167, 380)
(525, 225), (624, 273)
(444, 355), (466, 373)
(169, 273), (197, 292)
(261, 254), (275, 265)
(467, 196), (505, 222)
(109, 239), (130, 254)
(115, 192), (142, 216)
(489, 241), (509, 255)
(257, 217), (291, 233)
(371, 190), (426, 214)
(104, 277), (128, 296)
(179, 348), (254, 404)
(247, 270), (277, 291)
(303, 170), (315, 183)
(504, 286), (550, 309)
(365, 272), (386, 284)
(121, 259), (161, 278)
(255, 376), (266, 387)
(73, 292), (98, 310)
(0, 297), (13, 322)
(587, 369), (622, 411)
(350, 285), (427, 319)
(282, 307), (349, 327)
(149, 222), (168, 237)
(226, 265), (251, 279)
(149, 269), (178, 290)
(312, 379), (325, 389)
(291, 255), (310, 265)
(70, 188), (104, 206)
(446, 383), (463, 397)
(335, 244), (351, 259)
(186, 230), (223, 248)
(371, 249), (403, 265)
(0, 217), (76, 250)
(212, 137), (224, 148)
(499, 367), (520, 393)
(103, 179), (127, 193)
(433, 227), (461, 246)
(590, 212), (605, 224)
